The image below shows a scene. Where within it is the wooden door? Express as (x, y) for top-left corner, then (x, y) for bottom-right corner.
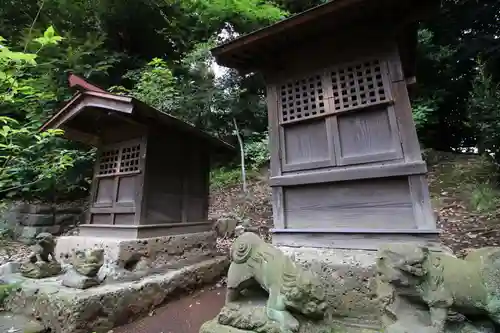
(89, 138), (144, 226)
(276, 56), (403, 173)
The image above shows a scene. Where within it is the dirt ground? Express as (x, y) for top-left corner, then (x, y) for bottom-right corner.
(113, 286), (225, 333)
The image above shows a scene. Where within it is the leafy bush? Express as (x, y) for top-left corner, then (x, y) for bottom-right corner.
(468, 60), (500, 168)
(0, 282), (19, 305)
(470, 183), (500, 213)
(245, 132), (270, 170)
(210, 168), (244, 190)
(0, 29), (83, 199)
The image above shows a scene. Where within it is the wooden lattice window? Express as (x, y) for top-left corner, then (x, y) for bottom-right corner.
(119, 144), (141, 173)
(98, 149), (119, 175)
(279, 74), (325, 123)
(330, 59), (389, 112)
(97, 143), (141, 176)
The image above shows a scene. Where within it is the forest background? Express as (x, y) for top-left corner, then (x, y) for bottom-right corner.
(1, 0), (500, 204)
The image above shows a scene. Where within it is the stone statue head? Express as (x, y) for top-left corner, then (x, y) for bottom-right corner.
(377, 244), (430, 290)
(282, 269), (327, 318)
(71, 248), (105, 277)
(35, 232), (55, 248)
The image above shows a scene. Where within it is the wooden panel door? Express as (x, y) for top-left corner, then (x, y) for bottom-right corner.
(277, 56), (403, 173)
(90, 139), (144, 226)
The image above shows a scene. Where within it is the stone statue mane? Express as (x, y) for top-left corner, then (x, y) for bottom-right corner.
(226, 232), (326, 333)
(376, 244), (500, 333)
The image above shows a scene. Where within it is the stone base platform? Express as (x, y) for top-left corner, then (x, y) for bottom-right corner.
(200, 319), (379, 333)
(279, 246), (381, 318)
(278, 245), (453, 318)
(55, 231), (217, 270)
(200, 303), (379, 333)
(3, 256), (228, 333)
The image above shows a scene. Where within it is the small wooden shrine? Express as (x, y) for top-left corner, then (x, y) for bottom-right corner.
(212, 0), (440, 249)
(41, 74), (233, 238)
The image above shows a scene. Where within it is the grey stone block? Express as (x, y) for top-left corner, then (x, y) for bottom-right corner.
(0, 262), (21, 275)
(19, 214), (54, 227)
(13, 203), (53, 215)
(19, 225), (62, 244)
(0, 313), (46, 333)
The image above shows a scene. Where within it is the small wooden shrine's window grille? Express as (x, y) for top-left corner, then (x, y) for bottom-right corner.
(279, 74), (326, 124)
(277, 58), (391, 125)
(97, 149), (120, 176)
(330, 59), (389, 112)
(119, 144), (141, 173)
(97, 144), (141, 176)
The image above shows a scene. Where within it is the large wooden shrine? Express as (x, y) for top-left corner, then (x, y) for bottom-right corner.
(212, 0), (440, 249)
(41, 74), (233, 238)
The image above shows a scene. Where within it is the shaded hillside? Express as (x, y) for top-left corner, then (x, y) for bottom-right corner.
(209, 150), (500, 254)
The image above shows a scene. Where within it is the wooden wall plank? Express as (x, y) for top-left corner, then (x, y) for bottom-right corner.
(272, 187), (285, 229)
(387, 47), (423, 162)
(272, 231), (440, 250)
(272, 161), (426, 186)
(282, 119), (330, 166)
(335, 106), (402, 165)
(283, 177), (416, 230)
(266, 85), (282, 177)
(408, 175), (436, 229)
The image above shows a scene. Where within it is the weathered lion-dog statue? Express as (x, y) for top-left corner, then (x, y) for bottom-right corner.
(376, 244), (500, 333)
(225, 232), (327, 333)
(20, 232), (62, 279)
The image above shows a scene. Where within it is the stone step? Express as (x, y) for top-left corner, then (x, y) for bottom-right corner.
(330, 318), (380, 332)
(0, 312), (47, 333)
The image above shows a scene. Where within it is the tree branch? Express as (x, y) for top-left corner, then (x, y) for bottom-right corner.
(233, 118), (247, 193)
(24, 0), (45, 52)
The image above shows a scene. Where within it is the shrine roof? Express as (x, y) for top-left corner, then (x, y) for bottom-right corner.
(40, 74), (234, 152)
(211, 0), (439, 73)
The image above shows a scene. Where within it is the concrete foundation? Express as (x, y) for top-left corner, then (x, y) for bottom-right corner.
(3, 256), (228, 333)
(55, 231), (217, 269)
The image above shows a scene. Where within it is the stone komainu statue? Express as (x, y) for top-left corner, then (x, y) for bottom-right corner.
(62, 248), (105, 289)
(225, 232), (327, 333)
(20, 232), (61, 279)
(376, 244), (500, 333)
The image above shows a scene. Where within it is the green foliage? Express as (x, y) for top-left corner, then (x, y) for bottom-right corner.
(0, 25), (62, 105)
(0, 28), (95, 200)
(114, 58), (179, 113)
(210, 167), (261, 190)
(0, 282), (19, 305)
(179, 0), (287, 29)
(0, 27), (77, 195)
(0, 0), (290, 203)
(414, 1), (500, 151)
(245, 132), (270, 169)
(210, 168), (244, 190)
(437, 152), (500, 214)
(467, 60), (500, 163)
(470, 182), (500, 213)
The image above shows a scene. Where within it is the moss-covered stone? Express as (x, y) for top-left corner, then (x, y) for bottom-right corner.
(4, 256), (228, 333)
(225, 232), (326, 333)
(376, 244), (500, 332)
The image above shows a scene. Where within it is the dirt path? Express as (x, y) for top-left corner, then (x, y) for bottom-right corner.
(427, 152), (500, 254)
(113, 286), (225, 333)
